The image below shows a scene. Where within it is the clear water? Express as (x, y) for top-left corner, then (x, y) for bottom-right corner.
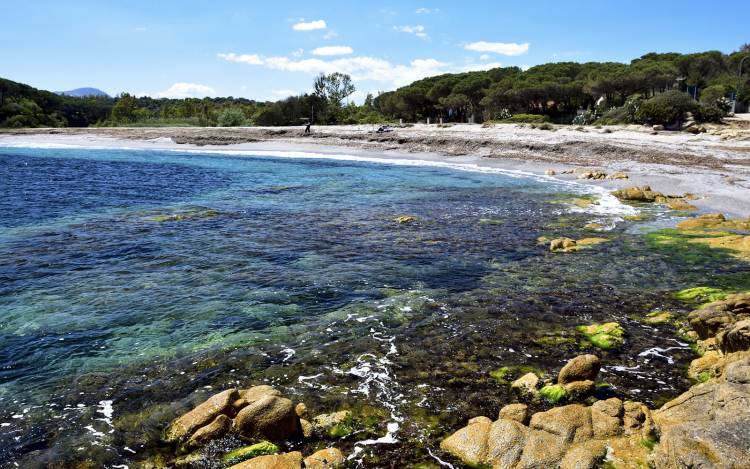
(0, 146), (744, 467)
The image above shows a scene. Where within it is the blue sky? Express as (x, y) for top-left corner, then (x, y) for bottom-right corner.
(1, 0), (748, 102)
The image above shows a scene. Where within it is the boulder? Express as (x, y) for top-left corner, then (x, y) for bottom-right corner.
(165, 388), (239, 443)
(227, 451), (302, 469)
(233, 395), (298, 442)
(439, 416), (492, 466)
(611, 186), (663, 202)
(498, 403), (528, 424)
(558, 355), (601, 384)
(719, 319), (750, 353)
(529, 405), (593, 444)
(515, 429), (568, 468)
(577, 170), (607, 180)
(562, 380), (595, 400)
(511, 372), (540, 398)
(558, 440), (607, 469)
(185, 414), (231, 449)
(550, 238), (577, 252)
(294, 403), (308, 419)
(607, 171), (629, 180)
(688, 351), (721, 381)
(486, 419), (528, 468)
(303, 448), (344, 469)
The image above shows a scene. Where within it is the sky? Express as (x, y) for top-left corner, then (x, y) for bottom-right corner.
(1, 0), (748, 103)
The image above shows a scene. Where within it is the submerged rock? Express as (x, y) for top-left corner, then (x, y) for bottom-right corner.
(222, 442), (280, 465)
(393, 215), (417, 224)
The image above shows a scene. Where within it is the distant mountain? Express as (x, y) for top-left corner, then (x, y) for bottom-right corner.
(55, 87), (110, 98)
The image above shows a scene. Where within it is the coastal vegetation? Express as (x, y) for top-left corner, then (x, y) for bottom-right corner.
(2, 46), (749, 129)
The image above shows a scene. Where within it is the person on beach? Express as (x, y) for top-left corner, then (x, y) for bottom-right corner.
(304, 121), (311, 134)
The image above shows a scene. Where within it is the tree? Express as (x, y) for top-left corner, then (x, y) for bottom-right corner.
(313, 72), (356, 108)
(217, 107), (248, 127)
(111, 93), (138, 123)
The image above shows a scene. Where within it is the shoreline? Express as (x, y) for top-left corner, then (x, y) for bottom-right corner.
(2, 124), (750, 216)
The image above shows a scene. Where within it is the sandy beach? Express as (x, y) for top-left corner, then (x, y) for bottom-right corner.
(3, 123), (750, 216)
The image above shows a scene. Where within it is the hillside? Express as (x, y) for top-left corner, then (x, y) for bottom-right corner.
(56, 87), (110, 98)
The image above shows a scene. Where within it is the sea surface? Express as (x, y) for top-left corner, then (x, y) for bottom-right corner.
(0, 145), (746, 467)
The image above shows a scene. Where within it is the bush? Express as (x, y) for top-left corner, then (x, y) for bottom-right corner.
(495, 113), (549, 124)
(700, 85), (727, 106)
(635, 91), (698, 126)
(217, 107), (248, 127)
(693, 105), (724, 123)
(571, 110), (597, 125)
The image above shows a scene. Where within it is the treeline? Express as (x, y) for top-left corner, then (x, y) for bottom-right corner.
(374, 47), (750, 125)
(2, 46), (749, 128)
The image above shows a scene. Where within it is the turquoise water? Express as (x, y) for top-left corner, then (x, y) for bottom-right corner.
(0, 146), (740, 467)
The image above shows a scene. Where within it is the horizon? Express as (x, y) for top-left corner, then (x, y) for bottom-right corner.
(1, 0), (748, 103)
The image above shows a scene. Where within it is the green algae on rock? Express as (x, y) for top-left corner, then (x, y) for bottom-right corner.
(539, 384), (567, 403)
(577, 322), (625, 349)
(222, 441), (280, 465)
(642, 310), (674, 325)
(673, 286), (730, 304)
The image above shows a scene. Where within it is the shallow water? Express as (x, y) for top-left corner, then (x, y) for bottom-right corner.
(0, 146), (747, 467)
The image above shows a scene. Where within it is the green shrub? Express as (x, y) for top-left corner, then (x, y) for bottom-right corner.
(217, 107), (249, 127)
(635, 91), (698, 126)
(700, 85), (727, 106)
(496, 113), (549, 124)
(693, 105), (724, 123)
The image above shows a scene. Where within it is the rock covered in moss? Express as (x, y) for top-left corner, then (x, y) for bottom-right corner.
(222, 442), (280, 465)
(539, 384), (567, 403)
(577, 322), (625, 349)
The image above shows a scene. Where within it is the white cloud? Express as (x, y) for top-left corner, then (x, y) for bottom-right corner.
(323, 30), (339, 39)
(415, 7), (439, 14)
(218, 52), (448, 87)
(395, 25), (428, 39)
(292, 19), (326, 31)
(153, 83), (216, 99)
(464, 41), (529, 56)
(480, 54), (490, 61)
(291, 48), (304, 58)
(312, 46), (353, 56)
(217, 52), (263, 65)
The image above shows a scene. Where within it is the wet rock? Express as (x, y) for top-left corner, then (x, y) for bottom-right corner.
(577, 170), (607, 180)
(165, 388), (238, 443)
(544, 169), (556, 176)
(607, 171), (629, 180)
(185, 414), (230, 449)
(643, 310), (674, 325)
(299, 418), (314, 438)
(393, 215), (417, 224)
(311, 410), (352, 437)
(233, 395), (298, 442)
(558, 355), (600, 385)
(498, 403), (528, 424)
(303, 448), (344, 469)
(583, 222), (603, 231)
(719, 319), (750, 353)
(227, 451), (303, 469)
(550, 237), (577, 252)
(511, 372), (540, 398)
(666, 198), (697, 211)
(611, 185), (663, 202)
(294, 403), (308, 419)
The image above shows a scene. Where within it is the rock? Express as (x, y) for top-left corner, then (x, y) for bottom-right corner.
(719, 319), (750, 353)
(643, 310), (673, 325)
(688, 293), (750, 340)
(226, 451), (303, 469)
(233, 395), (298, 442)
(174, 451), (209, 468)
(498, 403), (528, 424)
(165, 388), (239, 443)
(393, 215), (416, 224)
(562, 380), (595, 400)
(583, 222), (603, 230)
(511, 372), (540, 398)
(312, 410), (351, 432)
(516, 429), (568, 468)
(303, 448), (344, 469)
(486, 419), (528, 468)
(666, 198), (698, 211)
(294, 403), (308, 419)
(529, 404), (593, 444)
(607, 171), (629, 180)
(550, 237), (576, 252)
(623, 401), (656, 438)
(559, 440), (607, 469)
(653, 124), (665, 131)
(611, 186), (663, 202)
(688, 350), (721, 381)
(577, 322), (624, 349)
(186, 414), (231, 449)
(544, 169), (556, 176)
(439, 416), (492, 466)
(590, 398), (623, 438)
(222, 442), (281, 465)
(577, 170), (607, 180)
(591, 397), (623, 418)
(558, 355), (600, 384)
(299, 418), (314, 438)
